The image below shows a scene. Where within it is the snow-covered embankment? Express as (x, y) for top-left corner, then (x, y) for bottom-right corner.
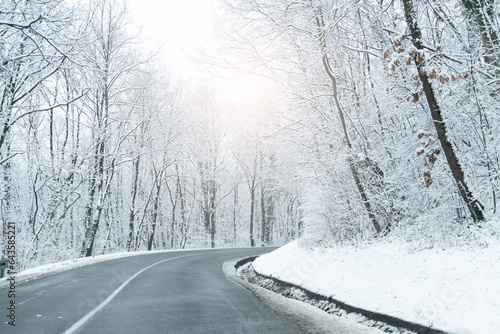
(252, 240), (500, 334)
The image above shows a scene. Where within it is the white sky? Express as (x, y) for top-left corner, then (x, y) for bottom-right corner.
(127, 0), (220, 79)
(126, 0), (267, 105)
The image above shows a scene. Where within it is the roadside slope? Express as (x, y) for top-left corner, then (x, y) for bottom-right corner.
(252, 240), (500, 334)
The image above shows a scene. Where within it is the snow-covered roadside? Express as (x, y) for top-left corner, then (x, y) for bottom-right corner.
(0, 249), (193, 289)
(252, 240), (500, 334)
(224, 258), (385, 334)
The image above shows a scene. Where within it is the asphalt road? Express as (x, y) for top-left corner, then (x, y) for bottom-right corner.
(1, 248), (299, 334)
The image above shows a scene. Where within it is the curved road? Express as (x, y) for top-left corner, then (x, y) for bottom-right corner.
(1, 248), (299, 334)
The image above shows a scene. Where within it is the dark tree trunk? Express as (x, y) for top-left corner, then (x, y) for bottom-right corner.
(249, 177), (256, 247)
(148, 182), (161, 251)
(461, 0), (500, 69)
(127, 156), (140, 251)
(402, 0), (485, 222)
(260, 189), (267, 246)
(233, 184), (238, 245)
(209, 179), (217, 248)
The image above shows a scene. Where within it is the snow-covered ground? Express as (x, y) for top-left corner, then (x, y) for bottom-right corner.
(3, 240), (498, 333)
(252, 239), (500, 334)
(224, 258), (386, 334)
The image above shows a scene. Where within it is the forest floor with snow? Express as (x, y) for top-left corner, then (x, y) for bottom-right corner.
(252, 237), (500, 334)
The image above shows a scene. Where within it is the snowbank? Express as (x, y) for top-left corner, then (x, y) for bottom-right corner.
(225, 258), (386, 334)
(252, 240), (500, 334)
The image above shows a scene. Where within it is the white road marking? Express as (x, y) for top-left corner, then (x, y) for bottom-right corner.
(62, 253), (201, 334)
(18, 279), (79, 306)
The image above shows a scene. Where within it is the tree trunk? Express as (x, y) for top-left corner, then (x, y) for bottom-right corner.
(461, 0), (500, 69)
(127, 156), (140, 251)
(176, 165), (188, 249)
(260, 189), (267, 246)
(233, 184), (238, 245)
(249, 177), (256, 247)
(402, 0), (485, 222)
(148, 182), (161, 251)
(314, 11), (382, 233)
(209, 179), (217, 248)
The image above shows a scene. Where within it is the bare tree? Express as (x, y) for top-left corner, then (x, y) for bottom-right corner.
(402, 0), (485, 222)
(80, 0), (146, 257)
(0, 0), (84, 260)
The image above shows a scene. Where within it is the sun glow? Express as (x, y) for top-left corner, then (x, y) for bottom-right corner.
(127, 0), (269, 107)
(221, 75), (266, 105)
(219, 74), (278, 136)
(127, 0), (219, 78)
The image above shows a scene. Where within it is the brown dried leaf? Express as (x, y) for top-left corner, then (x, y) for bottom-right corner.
(424, 171), (433, 188)
(429, 69), (437, 79)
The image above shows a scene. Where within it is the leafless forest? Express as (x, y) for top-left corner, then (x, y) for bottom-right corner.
(1, 0), (498, 270)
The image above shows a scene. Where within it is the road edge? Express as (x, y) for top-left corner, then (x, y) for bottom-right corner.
(228, 256), (454, 334)
(223, 257), (387, 334)
(0, 248), (199, 290)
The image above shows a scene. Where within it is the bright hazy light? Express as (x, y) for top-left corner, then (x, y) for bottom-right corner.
(127, 0), (219, 78)
(127, 0), (267, 107)
(222, 76), (264, 104)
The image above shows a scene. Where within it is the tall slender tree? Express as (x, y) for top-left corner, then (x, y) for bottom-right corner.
(402, 0), (485, 222)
